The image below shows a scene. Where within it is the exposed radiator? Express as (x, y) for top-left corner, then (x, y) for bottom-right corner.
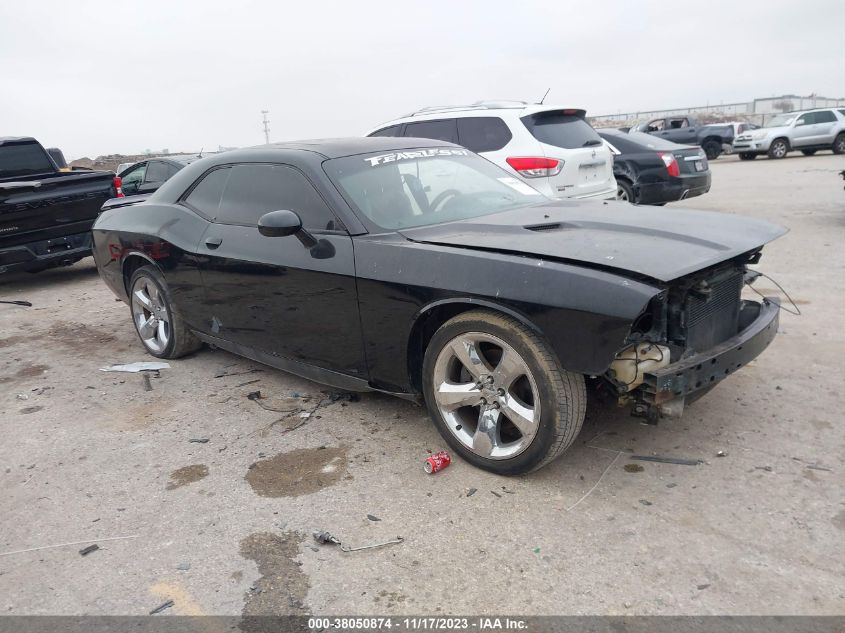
(684, 270), (743, 352)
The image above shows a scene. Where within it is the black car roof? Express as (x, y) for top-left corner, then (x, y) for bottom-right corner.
(254, 137), (457, 159)
(0, 136), (37, 145)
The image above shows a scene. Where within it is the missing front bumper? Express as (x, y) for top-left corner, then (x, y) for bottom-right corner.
(633, 298), (780, 421)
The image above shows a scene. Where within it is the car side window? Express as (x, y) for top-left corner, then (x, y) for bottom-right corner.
(184, 167), (231, 218)
(456, 117), (512, 153)
(215, 163), (341, 231)
(370, 125), (401, 137)
(403, 119), (458, 143)
(647, 119), (665, 132)
(120, 162), (147, 194)
(814, 110), (836, 124)
(796, 113), (814, 126)
(144, 161), (170, 183)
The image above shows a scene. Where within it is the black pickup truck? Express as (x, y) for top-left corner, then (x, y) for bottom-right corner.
(0, 137), (120, 274)
(629, 116), (735, 160)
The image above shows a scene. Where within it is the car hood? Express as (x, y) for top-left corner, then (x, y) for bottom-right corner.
(398, 200), (786, 283)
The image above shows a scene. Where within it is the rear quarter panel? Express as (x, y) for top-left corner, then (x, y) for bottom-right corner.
(92, 203), (210, 331)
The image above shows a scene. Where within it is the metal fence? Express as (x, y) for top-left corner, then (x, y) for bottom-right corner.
(590, 95), (845, 129)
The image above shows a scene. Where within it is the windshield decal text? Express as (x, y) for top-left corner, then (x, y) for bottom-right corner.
(365, 148), (469, 166)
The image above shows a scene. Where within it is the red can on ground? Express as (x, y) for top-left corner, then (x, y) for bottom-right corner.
(424, 450), (451, 474)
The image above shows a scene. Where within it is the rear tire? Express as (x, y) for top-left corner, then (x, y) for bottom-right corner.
(767, 138), (789, 159)
(129, 265), (202, 359)
(422, 310), (586, 475)
(833, 133), (845, 155)
(801, 149), (817, 156)
(738, 152), (757, 160)
(702, 140), (721, 160)
(616, 179), (636, 203)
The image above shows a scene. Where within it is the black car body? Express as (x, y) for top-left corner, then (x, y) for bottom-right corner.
(599, 130), (711, 205)
(1, 136), (119, 274)
(117, 154), (206, 197)
(629, 116), (734, 159)
(92, 138), (784, 474)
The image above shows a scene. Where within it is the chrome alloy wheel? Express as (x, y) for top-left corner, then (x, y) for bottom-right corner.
(131, 276), (170, 354)
(617, 185), (630, 201)
(771, 140), (787, 158)
(432, 332), (540, 460)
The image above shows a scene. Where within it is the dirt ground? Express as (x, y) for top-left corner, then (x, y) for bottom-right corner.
(1, 153), (843, 617)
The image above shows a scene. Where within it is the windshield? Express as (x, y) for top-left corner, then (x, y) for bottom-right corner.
(324, 148), (547, 230)
(765, 114), (796, 127)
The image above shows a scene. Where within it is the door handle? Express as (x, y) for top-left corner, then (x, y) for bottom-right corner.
(205, 236), (222, 249)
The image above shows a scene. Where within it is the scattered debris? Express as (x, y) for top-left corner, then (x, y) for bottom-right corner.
(100, 362), (170, 373)
(697, 583), (711, 591)
(0, 535), (139, 558)
(0, 300), (32, 307)
(466, 488), (477, 497)
(189, 438), (209, 444)
(214, 368), (263, 379)
(532, 547), (541, 554)
(716, 451), (727, 457)
(366, 514), (381, 522)
(312, 530), (403, 553)
(16, 393), (29, 401)
(235, 378), (261, 388)
(639, 499), (653, 506)
(299, 411), (311, 419)
(490, 490), (502, 498)
(755, 465), (774, 472)
(501, 486), (515, 494)
(424, 450), (451, 474)
(149, 600), (174, 615)
(565, 451), (623, 512)
(666, 482), (678, 488)
(631, 455), (701, 466)
(176, 563), (191, 571)
(806, 464), (832, 472)
(624, 464), (644, 473)
(20, 406), (43, 415)
(142, 373), (153, 391)
(78, 544), (99, 556)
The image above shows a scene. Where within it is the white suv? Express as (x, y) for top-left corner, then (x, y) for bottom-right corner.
(367, 101), (616, 200)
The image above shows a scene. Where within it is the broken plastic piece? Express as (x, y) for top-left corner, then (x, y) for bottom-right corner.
(78, 544), (99, 556)
(100, 362), (170, 373)
(631, 455), (701, 466)
(150, 600), (174, 615)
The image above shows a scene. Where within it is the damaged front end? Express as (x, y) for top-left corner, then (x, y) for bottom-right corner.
(605, 252), (780, 422)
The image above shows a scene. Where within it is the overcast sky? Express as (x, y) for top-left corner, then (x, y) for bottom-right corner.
(2, 0), (843, 159)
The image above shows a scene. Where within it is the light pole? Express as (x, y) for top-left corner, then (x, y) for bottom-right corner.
(261, 110), (270, 145)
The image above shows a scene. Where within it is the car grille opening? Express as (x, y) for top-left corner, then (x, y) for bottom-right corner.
(684, 270), (743, 353)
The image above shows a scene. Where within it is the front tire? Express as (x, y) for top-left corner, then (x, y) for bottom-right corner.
(129, 265), (202, 359)
(738, 152), (757, 161)
(768, 138), (789, 159)
(422, 310), (586, 475)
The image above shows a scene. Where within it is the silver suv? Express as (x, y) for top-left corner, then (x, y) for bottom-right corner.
(733, 108), (845, 160)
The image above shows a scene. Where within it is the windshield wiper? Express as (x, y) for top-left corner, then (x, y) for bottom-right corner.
(582, 139), (602, 147)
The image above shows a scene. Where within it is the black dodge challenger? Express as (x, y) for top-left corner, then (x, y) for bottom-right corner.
(92, 137), (785, 475)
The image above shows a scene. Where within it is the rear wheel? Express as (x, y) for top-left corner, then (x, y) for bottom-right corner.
(702, 140), (721, 160)
(833, 133), (845, 155)
(801, 149), (817, 156)
(768, 138), (789, 159)
(129, 265), (202, 359)
(738, 152), (757, 161)
(616, 179), (636, 203)
(422, 310), (586, 475)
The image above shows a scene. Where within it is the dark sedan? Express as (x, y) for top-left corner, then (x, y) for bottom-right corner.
(599, 130), (711, 205)
(117, 154), (207, 197)
(92, 138), (783, 475)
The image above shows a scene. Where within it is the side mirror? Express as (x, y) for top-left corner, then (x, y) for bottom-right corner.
(258, 210), (302, 237)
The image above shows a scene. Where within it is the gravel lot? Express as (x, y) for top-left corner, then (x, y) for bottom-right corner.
(1, 153), (843, 617)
